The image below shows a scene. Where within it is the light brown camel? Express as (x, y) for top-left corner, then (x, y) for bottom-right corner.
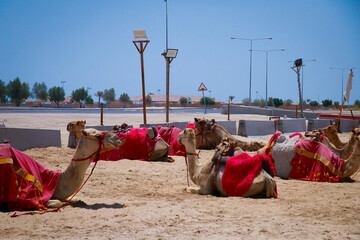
(67, 120), (86, 148)
(320, 128), (360, 160)
(46, 128), (121, 208)
(305, 126), (360, 160)
(178, 128), (277, 198)
(194, 118), (265, 151)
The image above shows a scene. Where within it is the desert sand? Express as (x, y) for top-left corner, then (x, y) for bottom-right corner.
(1, 110), (360, 240)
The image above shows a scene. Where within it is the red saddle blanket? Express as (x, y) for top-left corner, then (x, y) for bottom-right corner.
(98, 128), (156, 161)
(221, 152), (276, 197)
(290, 138), (345, 182)
(265, 131), (345, 182)
(0, 144), (61, 211)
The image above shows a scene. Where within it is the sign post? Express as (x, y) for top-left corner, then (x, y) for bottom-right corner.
(198, 82), (208, 114)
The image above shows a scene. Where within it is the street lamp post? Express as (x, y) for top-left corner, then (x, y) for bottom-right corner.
(330, 67), (356, 102)
(133, 30), (150, 124)
(251, 49), (285, 108)
(230, 37), (272, 104)
(162, 49), (178, 122)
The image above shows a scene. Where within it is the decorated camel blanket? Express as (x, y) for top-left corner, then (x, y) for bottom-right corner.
(0, 144), (61, 211)
(221, 152), (276, 197)
(98, 128), (156, 161)
(265, 131), (345, 182)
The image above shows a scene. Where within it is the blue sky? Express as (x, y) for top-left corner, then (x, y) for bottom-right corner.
(0, 0), (359, 103)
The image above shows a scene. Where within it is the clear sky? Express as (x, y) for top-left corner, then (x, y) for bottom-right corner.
(0, 0), (359, 103)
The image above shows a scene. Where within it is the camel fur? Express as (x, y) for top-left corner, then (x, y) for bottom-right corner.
(178, 128), (277, 198)
(194, 117), (265, 151)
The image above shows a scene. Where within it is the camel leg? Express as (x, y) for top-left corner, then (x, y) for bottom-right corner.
(46, 196), (80, 209)
(242, 169), (276, 198)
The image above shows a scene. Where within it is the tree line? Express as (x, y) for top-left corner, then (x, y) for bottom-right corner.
(0, 77), (132, 107)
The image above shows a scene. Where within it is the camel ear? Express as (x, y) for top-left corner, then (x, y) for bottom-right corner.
(194, 118), (199, 122)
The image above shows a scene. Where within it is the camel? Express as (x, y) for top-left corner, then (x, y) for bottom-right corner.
(320, 128), (360, 160)
(46, 128), (122, 208)
(67, 121), (173, 162)
(305, 126), (360, 160)
(263, 132), (360, 181)
(194, 118), (265, 151)
(67, 120), (87, 148)
(178, 128), (277, 198)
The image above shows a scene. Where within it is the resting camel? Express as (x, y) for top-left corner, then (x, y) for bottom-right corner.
(194, 118), (265, 151)
(306, 126), (360, 160)
(46, 129), (122, 208)
(67, 120), (87, 148)
(263, 132), (360, 181)
(67, 121), (173, 162)
(178, 128), (277, 198)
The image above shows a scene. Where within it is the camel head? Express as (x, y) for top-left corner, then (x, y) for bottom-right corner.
(113, 123), (129, 133)
(194, 118), (216, 133)
(67, 120), (87, 139)
(80, 128), (122, 152)
(178, 128), (196, 149)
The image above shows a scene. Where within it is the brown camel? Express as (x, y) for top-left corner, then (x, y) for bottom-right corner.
(194, 118), (265, 151)
(323, 125), (357, 149)
(178, 128), (277, 198)
(48, 128), (121, 208)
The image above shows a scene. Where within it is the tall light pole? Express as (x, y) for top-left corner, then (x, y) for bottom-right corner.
(330, 67), (356, 102)
(230, 37), (272, 104)
(162, 49), (178, 122)
(251, 49), (285, 108)
(133, 30), (150, 124)
(165, 0), (168, 51)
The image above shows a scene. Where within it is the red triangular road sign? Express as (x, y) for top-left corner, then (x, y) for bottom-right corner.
(198, 82), (207, 91)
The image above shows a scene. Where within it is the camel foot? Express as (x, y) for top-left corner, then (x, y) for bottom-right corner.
(185, 186), (201, 194)
(166, 157), (175, 162)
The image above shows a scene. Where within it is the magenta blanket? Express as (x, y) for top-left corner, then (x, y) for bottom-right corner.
(0, 144), (61, 211)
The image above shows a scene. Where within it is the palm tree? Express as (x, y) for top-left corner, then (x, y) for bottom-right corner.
(94, 91), (104, 103)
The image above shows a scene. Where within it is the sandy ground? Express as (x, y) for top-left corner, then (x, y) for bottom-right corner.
(1, 111), (360, 239)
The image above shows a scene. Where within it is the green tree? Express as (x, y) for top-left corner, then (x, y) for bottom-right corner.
(94, 91), (103, 103)
(145, 94), (152, 105)
(103, 88), (115, 105)
(267, 97), (273, 107)
(0, 80), (7, 103)
(6, 77), (31, 106)
(273, 98), (283, 108)
(354, 99), (360, 107)
(119, 93), (131, 103)
(200, 97), (215, 106)
(253, 98), (266, 108)
(85, 96), (94, 104)
(32, 82), (48, 104)
(310, 101), (319, 107)
(334, 101), (340, 107)
(284, 99), (293, 109)
(242, 97), (250, 105)
(322, 99), (332, 108)
(48, 86), (65, 107)
(180, 96), (188, 105)
(71, 87), (88, 108)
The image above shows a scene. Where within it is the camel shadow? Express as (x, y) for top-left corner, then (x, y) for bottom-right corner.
(69, 200), (125, 210)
